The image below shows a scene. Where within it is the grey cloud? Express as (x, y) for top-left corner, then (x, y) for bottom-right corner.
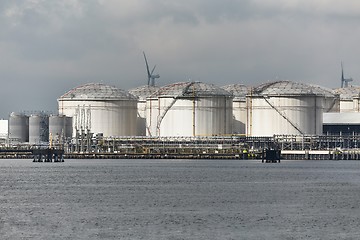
(0, 0), (359, 118)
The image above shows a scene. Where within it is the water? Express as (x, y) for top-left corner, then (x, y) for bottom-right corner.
(1, 159), (360, 239)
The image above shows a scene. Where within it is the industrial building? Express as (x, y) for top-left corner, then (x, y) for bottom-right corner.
(146, 81), (233, 137)
(323, 112), (360, 135)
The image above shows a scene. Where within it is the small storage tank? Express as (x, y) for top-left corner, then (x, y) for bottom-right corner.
(8, 112), (29, 142)
(222, 84), (249, 134)
(146, 81), (233, 137)
(247, 80), (324, 136)
(65, 116), (73, 139)
(58, 83), (138, 137)
(49, 115), (73, 141)
(129, 85), (160, 136)
(29, 114), (49, 144)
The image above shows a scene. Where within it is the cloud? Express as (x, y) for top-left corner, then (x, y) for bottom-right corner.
(0, 0), (359, 118)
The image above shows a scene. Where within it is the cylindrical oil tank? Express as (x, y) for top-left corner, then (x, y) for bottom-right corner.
(247, 81), (324, 136)
(353, 96), (360, 112)
(49, 115), (65, 137)
(8, 112), (29, 142)
(58, 83), (138, 137)
(65, 116), (73, 138)
(333, 87), (360, 112)
(222, 84), (249, 134)
(146, 81), (233, 137)
(129, 85), (160, 136)
(49, 115), (72, 141)
(310, 84), (339, 112)
(29, 114), (49, 144)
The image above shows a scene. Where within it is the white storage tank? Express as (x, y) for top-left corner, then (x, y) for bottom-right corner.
(8, 112), (29, 143)
(146, 81), (233, 137)
(333, 87), (360, 112)
(58, 83), (138, 137)
(49, 115), (73, 141)
(310, 84), (340, 112)
(129, 85), (160, 136)
(353, 96), (360, 112)
(247, 80), (324, 136)
(29, 114), (49, 144)
(0, 120), (8, 140)
(221, 84), (249, 134)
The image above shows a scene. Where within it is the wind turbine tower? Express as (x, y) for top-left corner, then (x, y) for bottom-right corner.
(143, 52), (160, 86)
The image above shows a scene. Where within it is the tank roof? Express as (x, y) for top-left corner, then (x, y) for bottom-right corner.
(151, 82), (232, 98)
(333, 86), (360, 100)
(309, 84), (338, 98)
(129, 85), (160, 100)
(59, 83), (137, 101)
(253, 80), (325, 96)
(221, 84), (249, 101)
(10, 112), (28, 117)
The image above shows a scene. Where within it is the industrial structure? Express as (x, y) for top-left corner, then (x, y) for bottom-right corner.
(48, 115), (73, 144)
(146, 81), (233, 137)
(332, 86), (360, 112)
(310, 84), (340, 112)
(129, 85), (160, 136)
(29, 114), (49, 144)
(246, 81), (326, 136)
(2, 73), (360, 160)
(8, 112), (29, 143)
(58, 83), (138, 137)
(0, 49), (358, 160)
(221, 84), (249, 134)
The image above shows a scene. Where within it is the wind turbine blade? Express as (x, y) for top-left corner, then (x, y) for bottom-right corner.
(143, 52), (151, 77)
(151, 65), (156, 75)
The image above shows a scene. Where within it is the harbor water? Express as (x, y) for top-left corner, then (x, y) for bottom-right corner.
(1, 159), (360, 239)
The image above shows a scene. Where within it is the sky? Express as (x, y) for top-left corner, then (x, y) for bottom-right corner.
(0, 0), (359, 118)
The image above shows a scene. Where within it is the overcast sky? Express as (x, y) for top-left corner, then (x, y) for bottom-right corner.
(0, 0), (359, 118)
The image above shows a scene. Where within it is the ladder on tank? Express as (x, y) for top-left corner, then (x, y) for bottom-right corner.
(155, 82), (196, 135)
(262, 96), (304, 135)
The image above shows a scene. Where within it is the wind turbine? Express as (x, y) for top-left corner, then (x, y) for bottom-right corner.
(143, 52), (160, 86)
(341, 62), (353, 88)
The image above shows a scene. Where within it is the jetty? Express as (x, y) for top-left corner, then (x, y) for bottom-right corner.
(0, 134), (359, 160)
(0, 147), (64, 162)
